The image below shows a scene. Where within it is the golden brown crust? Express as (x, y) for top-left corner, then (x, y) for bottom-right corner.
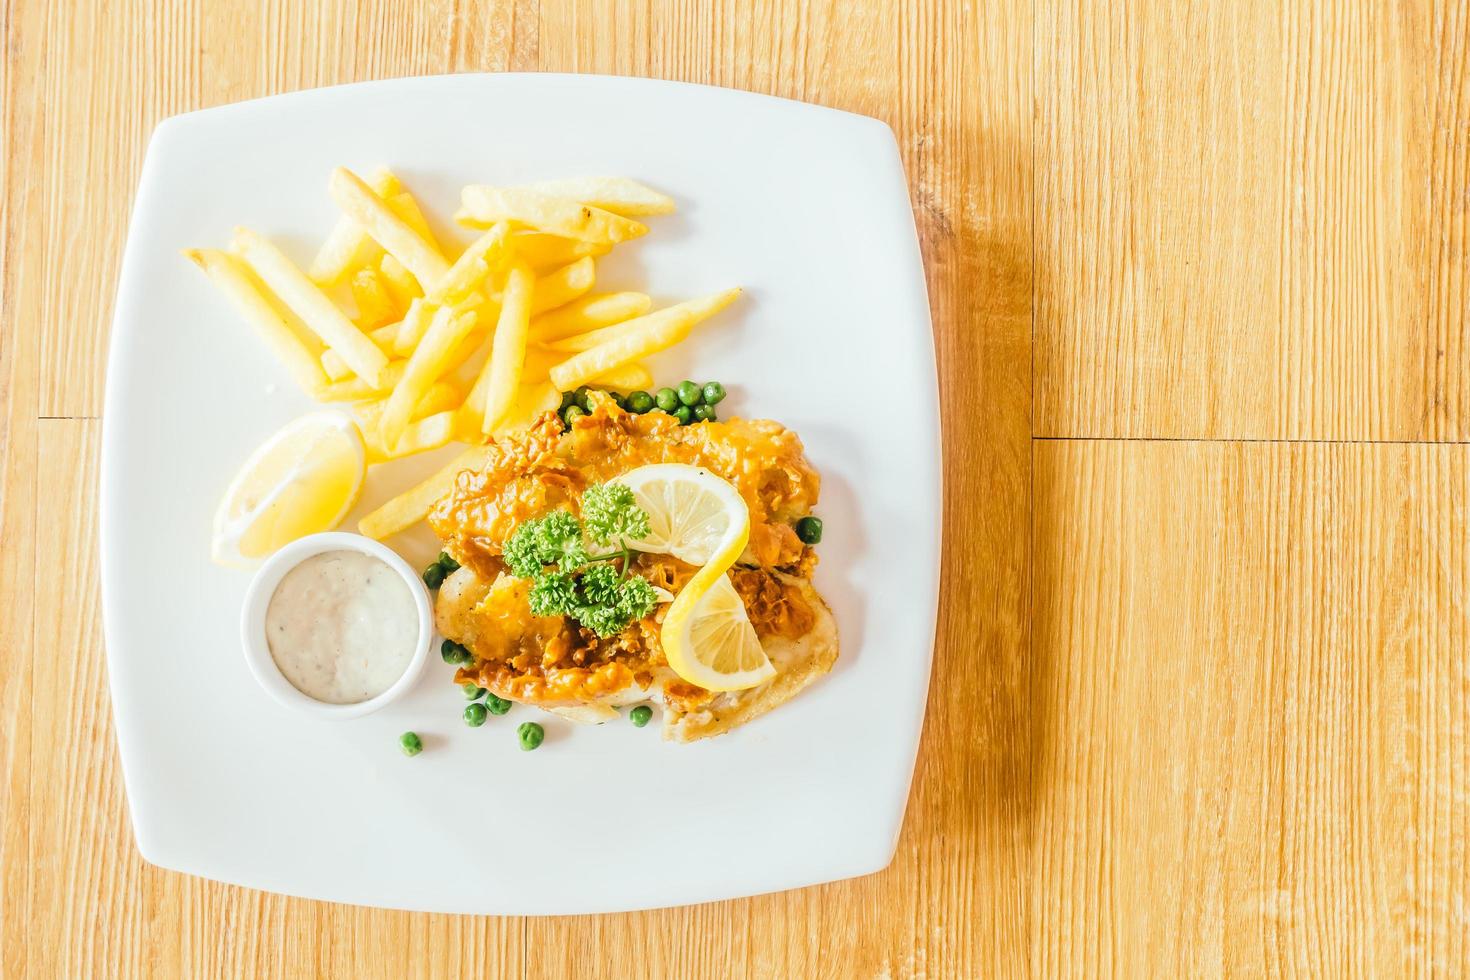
(429, 399), (820, 581)
(429, 398), (836, 738)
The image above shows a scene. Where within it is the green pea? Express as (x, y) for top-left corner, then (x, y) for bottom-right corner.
(441, 639), (472, 665)
(463, 684), (486, 700)
(676, 380), (703, 406)
(559, 389), (576, 412)
(654, 387), (680, 412)
(626, 390), (654, 414)
(606, 389), (627, 409)
(437, 551), (461, 573)
(574, 385), (593, 411)
(422, 562), (446, 590)
(486, 693), (512, 715)
(518, 721), (545, 751)
(672, 405), (693, 425)
(692, 404), (716, 423)
(564, 405), (587, 425)
(464, 702), (488, 727)
(629, 705), (653, 727)
(796, 516), (823, 544)
(702, 381), (727, 405)
(399, 731), (423, 756)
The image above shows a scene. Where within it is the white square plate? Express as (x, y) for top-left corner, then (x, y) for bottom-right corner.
(101, 73), (939, 914)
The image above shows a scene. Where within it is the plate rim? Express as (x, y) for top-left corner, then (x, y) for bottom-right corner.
(147, 70), (900, 142)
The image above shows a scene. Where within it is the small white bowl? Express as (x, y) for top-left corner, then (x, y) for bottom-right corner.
(240, 531), (434, 719)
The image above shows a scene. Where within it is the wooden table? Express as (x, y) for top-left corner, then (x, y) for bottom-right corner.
(2, 1), (1465, 976)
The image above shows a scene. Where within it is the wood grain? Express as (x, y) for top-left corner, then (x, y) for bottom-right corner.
(1036, 0), (1470, 441)
(0, 148), (40, 980)
(2, 0), (1467, 976)
(1033, 440), (1470, 975)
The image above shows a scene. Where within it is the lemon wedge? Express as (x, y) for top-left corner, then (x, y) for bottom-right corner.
(662, 570), (776, 691)
(616, 463), (750, 566)
(211, 411), (365, 566)
(617, 464), (774, 691)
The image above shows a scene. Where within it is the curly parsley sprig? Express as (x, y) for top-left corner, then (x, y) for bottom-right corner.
(502, 484), (656, 637)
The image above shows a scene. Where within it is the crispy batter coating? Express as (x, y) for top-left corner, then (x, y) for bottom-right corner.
(428, 400), (818, 578)
(429, 398), (837, 740)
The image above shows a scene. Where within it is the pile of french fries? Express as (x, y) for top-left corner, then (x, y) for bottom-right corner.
(186, 167), (740, 542)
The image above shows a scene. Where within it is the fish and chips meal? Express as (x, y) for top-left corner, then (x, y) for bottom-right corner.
(190, 167), (836, 745)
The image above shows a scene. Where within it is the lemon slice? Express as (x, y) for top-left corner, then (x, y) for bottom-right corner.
(615, 464), (773, 691)
(661, 570), (776, 691)
(616, 463), (750, 566)
(212, 411), (365, 566)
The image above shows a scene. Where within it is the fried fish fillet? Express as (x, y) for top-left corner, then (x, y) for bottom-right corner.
(435, 564), (837, 741)
(428, 398), (838, 741)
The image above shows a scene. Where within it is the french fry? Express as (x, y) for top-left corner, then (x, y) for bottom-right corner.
(354, 382), (435, 429)
(392, 298), (433, 356)
(521, 177), (675, 217)
(328, 167), (450, 290)
(354, 379), (460, 429)
(518, 346), (568, 384)
(510, 233), (612, 273)
(543, 322), (625, 353)
(427, 222), (510, 304)
(544, 288), (733, 352)
(491, 381), (561, 436)
(530, 256), (595, 315)
(352, 398), (386, 429)
(232, 226), (390, 386)
(351, 266), (398, 327)
(321, 356), (351, 383)
(365, 410), (457, 463)
(548, 288), (740, 392)
(500, 342), (638, 390)
(446, 302), (501, 386)
(459, 334), (506, 429)
(590, 362), (654, 391)
(308, 167), (400, 285)
(358, 445), (497, 540)
(182, 248), (328, 395)
(315, 359), (407, 401)
(472, 260), (536, 433)
(529, 291), (653, 343)
(380, 302), (480, 447)
(457, 186), (646, 244)
(354, 381), (463, 457)
(321, 321), (401, 380)
(414, 379), (464, 417)
(385, 190), (442, 253)
(473, 292), (504, 336)
(378, 254), (422, 310)
(446, 323), (493, 379)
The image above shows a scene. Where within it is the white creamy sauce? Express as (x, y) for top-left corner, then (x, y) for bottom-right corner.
(265, 550), (418, 704)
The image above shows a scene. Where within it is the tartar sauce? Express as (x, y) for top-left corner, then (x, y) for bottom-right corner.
(265, 550), (419, 704)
